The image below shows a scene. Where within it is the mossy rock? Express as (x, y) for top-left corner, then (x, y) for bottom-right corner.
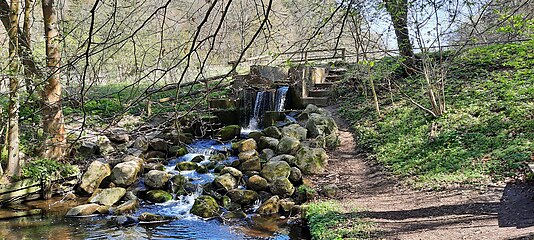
(196, 165), (209, 174)
(169, 146), (188, 156)
(218, 125), (241, 141)
(192, 155), (205, 163)
(247, 175), (269, 191)
(282, 124), (307, 141)
(269, 177), (295, 197)
(276, 136), (301, 154)
(248, 131), (265, 143)
(260, 160), (291, 182)
(258, 136), (279, 150)
(213, 173), (237, 191)
(262, 126), (282, 139)
(176, 161), (198, 171)
(227, 189), (259, 205)
(190, 195), (220, 218)
(295, 147), (328, 175)
(257, 195), (280, 215)
(146, 190), (172, 203)
(209, 153), (226, 161)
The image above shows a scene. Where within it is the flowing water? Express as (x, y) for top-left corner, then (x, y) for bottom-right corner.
(274, 86), (289, 112)
(0, 140), (306, 240)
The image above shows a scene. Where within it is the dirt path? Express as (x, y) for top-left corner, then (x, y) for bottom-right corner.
(309, 105), (534, 239)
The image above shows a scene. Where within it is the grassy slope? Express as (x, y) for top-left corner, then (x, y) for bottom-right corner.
(304, 201), (375, 240)
(338, 41), (534, 188)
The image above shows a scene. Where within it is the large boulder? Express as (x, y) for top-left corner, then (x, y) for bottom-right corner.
(144, 170), (171, 189)
(213, 173), (237, 192)
(258, 137), (279, 150)
(238, 139), (257, 152)
(65, 204), (101, 217)
(269, 178), (295, 197)
(306, 113), (338, 138)
(257, 195), (280, 215)
(218, 125), (241, 141)
(227, 189), (259, 205)
(260, 160), (291, 182)
(276, 136), (300, 154)
(110, 157), (143, 187)
(146, 190), (172, 203)
(88, 187), (126, 206)
(191, 195), (220, 218)
(295, 147), (328, 174)
(79, 160), (111, 194)
(262, 126), (282, 139)
(247, 175), (269, 191)
(282, 124), (307, 141)
(239, 157), (261, 172)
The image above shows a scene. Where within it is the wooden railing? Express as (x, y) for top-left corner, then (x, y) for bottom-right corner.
(229, 48), (346, 67)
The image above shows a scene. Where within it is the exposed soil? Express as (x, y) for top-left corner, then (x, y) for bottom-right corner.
(309, 105), (534, 239)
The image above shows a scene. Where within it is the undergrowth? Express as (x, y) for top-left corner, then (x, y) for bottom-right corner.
(338, 41), (534, 188)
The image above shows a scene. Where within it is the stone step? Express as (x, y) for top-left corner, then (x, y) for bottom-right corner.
(302, 97), (329, 107)
(325, 75), (343, 81)
(313, 82), (335, 89)
(308, 89), (331, 98)
(328, 68), (347, 75)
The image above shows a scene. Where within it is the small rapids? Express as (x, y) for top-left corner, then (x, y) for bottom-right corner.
(0, 139), (304, 240)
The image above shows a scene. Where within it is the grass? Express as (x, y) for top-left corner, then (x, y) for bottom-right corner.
(304, 201), (376, 240)
(337, 41), (534, 189)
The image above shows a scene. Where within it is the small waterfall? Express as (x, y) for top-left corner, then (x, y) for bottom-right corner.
(274, 86), (289, 112)
(246, 91), (272, 130)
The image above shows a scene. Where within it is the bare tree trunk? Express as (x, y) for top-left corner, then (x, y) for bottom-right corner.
(1, 0), (43, 79)
(6, 0), (21, 177)
(384, 0), (415, 74)
(41, 0), (66, 160)
(23, 0), (34, 93)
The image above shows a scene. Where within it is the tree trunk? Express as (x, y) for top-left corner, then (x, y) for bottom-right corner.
(41, 0), (66, 160)
(6, 0), (21, 177)
(23, 0), (34, 93)
(0, 0), (43, 79)
(384, 0), (415, 74)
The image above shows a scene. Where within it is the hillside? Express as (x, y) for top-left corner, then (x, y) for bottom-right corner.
(337, 41), (534, 188)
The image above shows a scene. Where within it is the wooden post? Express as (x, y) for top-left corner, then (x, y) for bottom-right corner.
(341, 48), (346, 61)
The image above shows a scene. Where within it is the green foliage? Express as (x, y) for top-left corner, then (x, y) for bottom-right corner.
(22, 159), (76, 182)
(338, 41), (534, 188)
(298, 184), (317, 195)
(304, 201), (375, 240)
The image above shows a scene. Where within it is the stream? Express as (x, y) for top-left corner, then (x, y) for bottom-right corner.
(0, 139), (308, 240)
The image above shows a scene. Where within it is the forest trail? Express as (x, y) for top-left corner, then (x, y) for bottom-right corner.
(309, 105), (534, 239)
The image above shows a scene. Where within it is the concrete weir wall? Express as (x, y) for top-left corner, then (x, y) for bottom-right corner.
(209, 64), (327, 129)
